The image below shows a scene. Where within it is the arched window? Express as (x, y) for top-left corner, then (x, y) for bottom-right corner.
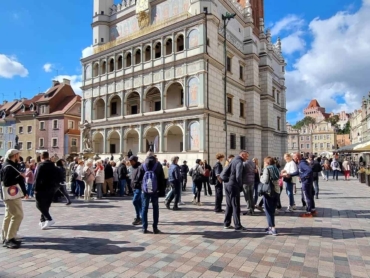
(176, 35), (184, 52)
(165, 39), (172, 55)
(154, 42), (161, 59)
(126, 53), (132, 67)
(101, 61), (107, 74)
(117, 56), (123, 69)
(135, 49), (141, 65)
(93, 63), (99, 77)
(109, 59), (114, 72)
(144, 46), (151, 62)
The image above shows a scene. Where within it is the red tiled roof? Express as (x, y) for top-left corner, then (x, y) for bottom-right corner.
(307, 99), (321, 108)
(14, 94), (44, 116)
(36, 83), (69, 103)
(49, 95), (81, 115)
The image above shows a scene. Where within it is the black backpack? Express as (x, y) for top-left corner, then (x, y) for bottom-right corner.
(191, 166), (203, 183)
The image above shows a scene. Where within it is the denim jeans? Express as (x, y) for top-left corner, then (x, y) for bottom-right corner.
(75, 180), (85, 197)
(313, 180), (319, 197)
(119, 179), (126, 197)
(167, 182), (181, 207)
(192, 182), (196, 195)
(323, 170), (329, 180)
(263, 194), (277, 227)
(132, 189), (142, 219)
(142, 192), (159, 230)
(96, 183), (103, 199)
(253, 182), (259, 205)
(284, 181), (295, 206)
(333, 170), (339, 180)
(27, 183), (34, 197)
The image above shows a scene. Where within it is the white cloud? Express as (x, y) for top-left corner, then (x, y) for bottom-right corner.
(271, 14), (304, 36)
(82, 45), (93, 58)
(53, 75), (82, 95)
(0, 54), (28, 78)
(281, 31), (306, 54)
(43, 63), (53, 72)
(284, 0), (370, 120)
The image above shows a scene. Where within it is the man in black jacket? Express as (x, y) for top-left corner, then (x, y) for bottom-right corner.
(117, 160), (128, 197)
(309, 155), (322, 200)
(221, 150), (248, 231)
(129, 156), (142, 226)
(1, 149), (27, 249)
(180, 161), (189, 191)
(135, 152), (165, 234)
(213, 153), (225, 213)
(34, 151), (60, 230)
(104, 161), (114, 196)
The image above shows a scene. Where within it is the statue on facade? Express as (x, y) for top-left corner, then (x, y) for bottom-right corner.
(81, 120), (92, 152)
(14, 135), (20, 150)
(149, 141), (154, 152)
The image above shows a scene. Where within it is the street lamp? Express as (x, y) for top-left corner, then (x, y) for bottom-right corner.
(222, 12), (236, 158)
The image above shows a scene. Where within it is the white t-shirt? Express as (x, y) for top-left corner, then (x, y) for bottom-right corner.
(284, 160), (298, 174)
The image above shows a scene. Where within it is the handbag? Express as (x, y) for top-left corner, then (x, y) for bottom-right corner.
(257, 169), (275, 197)
(1, 165), (25, 201)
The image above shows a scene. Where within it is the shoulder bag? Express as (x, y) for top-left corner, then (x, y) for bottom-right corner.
(257, 169), (275, 197)
(0, 165), (25, 201)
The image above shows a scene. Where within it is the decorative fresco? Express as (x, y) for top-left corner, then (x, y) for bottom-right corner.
(110, 17), (140, 41)
(151, 0), (190, 24)
(189, 122), (200, 150)
(188, 77), (199, 106)
(188, 29), (199, 48)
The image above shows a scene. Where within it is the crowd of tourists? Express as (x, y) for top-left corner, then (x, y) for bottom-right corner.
(0, 146), (352, 249)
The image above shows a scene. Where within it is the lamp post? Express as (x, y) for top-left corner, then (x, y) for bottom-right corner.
(222, 12), (236, 158)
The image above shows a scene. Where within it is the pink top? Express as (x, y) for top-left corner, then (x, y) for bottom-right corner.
(25, 168), (34, 184)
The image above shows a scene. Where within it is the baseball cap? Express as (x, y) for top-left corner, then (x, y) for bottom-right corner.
(129, 155), (138, 162)
(5, 149), (20, 160)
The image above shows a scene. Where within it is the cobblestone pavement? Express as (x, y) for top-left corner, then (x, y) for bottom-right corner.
(1, 176), (370, 278)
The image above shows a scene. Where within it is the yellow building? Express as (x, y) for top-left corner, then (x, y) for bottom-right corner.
(14, 95), (44, 159)
(312, 120), (336, 157)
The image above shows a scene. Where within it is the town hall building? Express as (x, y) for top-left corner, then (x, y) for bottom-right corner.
(80, 0), (287, 162)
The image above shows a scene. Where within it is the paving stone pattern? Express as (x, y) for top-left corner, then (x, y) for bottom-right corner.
(1, 176), (370, 277)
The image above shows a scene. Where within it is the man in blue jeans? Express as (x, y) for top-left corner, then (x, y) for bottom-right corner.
(135, 152), (165, 234)
(166, 156), (181, 210)
(129, 156), (142, 226)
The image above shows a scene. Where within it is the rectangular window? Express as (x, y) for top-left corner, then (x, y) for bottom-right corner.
(39, 138), (44, 147)
(27, 126), (32, 133)
(300, 144), (303, 149)
(40, 121), (45, 130)
(320, 143), (323, 148)
(101, 38), (104, 43)
(307, 144), (310, 149)
(292, 143), (295, 148)
(272, 88), (276, 99)
(0, 141), (3, 149)
(68, 120), (75, 129)
(27, 142), (32, 150)
(230, 134), (236, 150)
(8, 127), (12, 134)
(277, 117), (281, 131)
(239, 102), (245, 117)
(8, 141), (12, 149)
(239, 65), (243, 80)
(327, 143), (330, 148)
(306, 136), (310, 140)
(240, 136), (246, 150)
(71, 138), (77, 146)
(292, 136), (295, 139)
(277, 91), (280, 104)
(314, 135), (317, 140)
(40, 105), (45, 114)
(19, 126), (23, 134)
(18, 142), (23, 150)
(52, 138), (58, 147)
(131, 105), (138, 115)
(315, 143), (318, 149)
(226, 57), (231, 72)
(111, 102), (117, 115)
(154, 101), (161, 111)
(301, 136), (304, 141)
(227, 97), (232, 114)
(53, 120), (58, 129)
(327, 135), (330, 139)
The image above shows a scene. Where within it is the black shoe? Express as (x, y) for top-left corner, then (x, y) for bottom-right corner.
(315, 196), (319, 199)
(215, 210), (225, 213)
(243, 211), (254, 216)
(4, 238), (21, 249)
(235, 226), (247, 231)
(153, 228), (161, 234)
(173, 207), (181, 211)
(132, 218), (142, 225)
(165, 202), (171, 210)
(142, 229), (148, 234)
(66, 202), (71, 205)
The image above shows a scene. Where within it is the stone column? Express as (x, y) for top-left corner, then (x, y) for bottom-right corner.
(182, 119), (187, 152)
(159, 122), (164, 153)
(103, 128), (107, 154)
(104, 94), (108, 119)
(161, 81), (165, 110)
(171, 33), (175, 54)
(139, 87), (144, 113)
(81, 99), (85, 123)
(121, 127), (126, 155)
(184, 76), (188, 108)
(121, 91), (125, 116)
(138, 125), (143, 153)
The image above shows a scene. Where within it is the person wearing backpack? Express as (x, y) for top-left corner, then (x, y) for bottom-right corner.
(135, 152), (165, 234)
(189, 159), (205, 205)
(202, 160), (212, 196)
(212, 153), (224, 213)
(331, 158), (341, 181)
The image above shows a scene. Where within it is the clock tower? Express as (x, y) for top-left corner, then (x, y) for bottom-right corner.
(92, 0), (113, 45)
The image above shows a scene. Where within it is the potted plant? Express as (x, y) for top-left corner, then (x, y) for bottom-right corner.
(358, 167), (366, 183)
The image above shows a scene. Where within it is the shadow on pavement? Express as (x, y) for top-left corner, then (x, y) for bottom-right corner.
(66, 204), (121, 208)
(24, 237), (145, 255)
(53, 223), (140, 232)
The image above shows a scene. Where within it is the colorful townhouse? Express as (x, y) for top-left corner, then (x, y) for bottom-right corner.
(0, 100), (20, 158)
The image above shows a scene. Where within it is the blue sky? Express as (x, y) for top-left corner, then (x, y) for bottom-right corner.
(0, 0), (369, 124)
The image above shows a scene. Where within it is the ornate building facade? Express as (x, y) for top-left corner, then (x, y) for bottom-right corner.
(80, 0), (287, 162)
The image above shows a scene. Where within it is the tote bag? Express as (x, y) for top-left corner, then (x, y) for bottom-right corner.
(0, 165), (25, 201)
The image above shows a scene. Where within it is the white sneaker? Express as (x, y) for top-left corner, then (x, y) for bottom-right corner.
(292, 205), (297, 210)
(39, 222), (45, 228)
(285, 206), (293, 212)
(41, 220), (55, 230)
(180, 202), (186, 205)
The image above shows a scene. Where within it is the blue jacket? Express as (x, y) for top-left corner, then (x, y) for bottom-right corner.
(168, 163), (181, 184)
(291, 160), (313, 182)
